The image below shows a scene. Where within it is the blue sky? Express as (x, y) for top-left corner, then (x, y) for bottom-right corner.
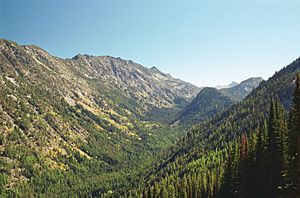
(1, 0), (300, 87)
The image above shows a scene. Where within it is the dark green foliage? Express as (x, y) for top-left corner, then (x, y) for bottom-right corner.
(219, 91), (298, 198)
(138, 93), (298, 198)
(265, 98), (289, 196)
(131, 63), (300, 197)
(287, 73), (300, 196)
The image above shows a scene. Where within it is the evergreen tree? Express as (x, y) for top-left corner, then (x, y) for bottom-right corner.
(288, 73), (300, 196)
(276, 99), (289, 195)
(238, 133), (248, 197)
(219, 142), (239, 198)
(254, 121), (268, 196)
(262, 98), (289, 196)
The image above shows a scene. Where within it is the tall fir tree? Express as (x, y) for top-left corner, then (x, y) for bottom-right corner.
(260, 98), (288, 196)
(288, 73), (300, 197)
(266, 99), (277, 196)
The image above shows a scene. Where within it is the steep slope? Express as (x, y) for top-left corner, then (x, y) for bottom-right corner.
(134, 57), (300, 197)
(70, 54), (199, 119)
(181, 58), (299, 165)
(174, 77), (263, 126)
(0, 39), (199, 196)
(173, 87), (234, 125)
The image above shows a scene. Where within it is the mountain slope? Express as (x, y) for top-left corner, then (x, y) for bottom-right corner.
(178, 57), (299, 164)
(70, 54), (199, 114)
(174, 77), (263, 126)
(134, 57), (300, 197)
(220, 77), (263, 101)
(173, 87), (234, 125)
(69, 54), (199, 123)
(0, 39), (199, 196)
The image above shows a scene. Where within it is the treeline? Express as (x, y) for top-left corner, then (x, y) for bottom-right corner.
(129, 74), (300, 198)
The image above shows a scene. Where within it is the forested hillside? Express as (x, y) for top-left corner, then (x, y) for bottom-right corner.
(0, 38), (299, 197)
(130, 58), (300, 197)
(174, 87), (234, 125)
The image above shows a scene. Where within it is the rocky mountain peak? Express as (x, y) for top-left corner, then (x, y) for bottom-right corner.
(220, 77), (264, 101)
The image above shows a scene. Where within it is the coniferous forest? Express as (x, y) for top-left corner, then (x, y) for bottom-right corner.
(0, 38), (299, 197)
(127, 74), (300, 198)
(0, 0), (300, 198)
(0, 34), (300, 198)
(3, 1), (300, 197)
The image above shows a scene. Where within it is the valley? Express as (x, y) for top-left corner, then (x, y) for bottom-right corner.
(0, 39), (199, 196)
(0, 39), (299, 197)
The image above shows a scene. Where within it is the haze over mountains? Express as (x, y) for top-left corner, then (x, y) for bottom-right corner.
(0, 39), (299, 197)
(219, 77), (263, 101)
(215, 81), (239, 90)
(174, 77), (263, 125)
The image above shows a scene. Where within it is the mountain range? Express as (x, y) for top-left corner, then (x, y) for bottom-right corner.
(174, 77), (263, 125)
(0, 39), (299, 197)
(0, 39), (199, 194)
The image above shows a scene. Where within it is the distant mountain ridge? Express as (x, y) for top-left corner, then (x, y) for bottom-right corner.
(173, 87), (234, 125)
(220, 77), (263, 101)
(215, 81), (238, 89)
(174, 77), (263, 125)
(70, 53), (200, 110)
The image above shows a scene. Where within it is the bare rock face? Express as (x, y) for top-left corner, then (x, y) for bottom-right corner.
(69, 54), (199, 109)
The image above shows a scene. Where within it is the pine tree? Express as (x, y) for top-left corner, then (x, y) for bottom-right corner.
(238, 133), (248, 197)
(219, 143), (238, 197)
(287, 73), (300, 196)
(276, 99), (289, 195)
(254, 120), (268, 196)
(264, 98), (289, 196)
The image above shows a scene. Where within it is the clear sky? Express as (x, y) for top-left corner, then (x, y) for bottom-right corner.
(1, 0), (300, 87)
